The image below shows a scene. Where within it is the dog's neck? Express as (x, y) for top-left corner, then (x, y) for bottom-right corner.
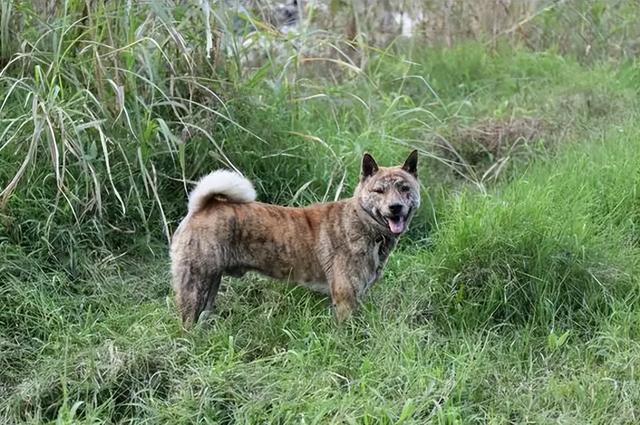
(349, 198), (398, 245)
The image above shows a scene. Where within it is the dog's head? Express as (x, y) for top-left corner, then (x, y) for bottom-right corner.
(355, 150), (421, 236)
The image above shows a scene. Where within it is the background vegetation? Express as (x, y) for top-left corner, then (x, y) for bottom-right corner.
(2, 0), (640, 423)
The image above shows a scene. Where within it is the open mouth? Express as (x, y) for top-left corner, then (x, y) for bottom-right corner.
(384, 215), (407, 235)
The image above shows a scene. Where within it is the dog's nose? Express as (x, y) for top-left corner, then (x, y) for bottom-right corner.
(389, 204), (403, 215)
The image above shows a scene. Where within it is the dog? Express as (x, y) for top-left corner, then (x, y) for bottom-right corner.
(170, 150), (420, 327)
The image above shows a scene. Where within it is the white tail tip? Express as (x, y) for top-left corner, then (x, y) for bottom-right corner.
(188, 170), (256, 213)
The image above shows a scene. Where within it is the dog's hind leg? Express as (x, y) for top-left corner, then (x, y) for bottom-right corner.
(172, 258), (221, 328)
(199, 273), (222, 324)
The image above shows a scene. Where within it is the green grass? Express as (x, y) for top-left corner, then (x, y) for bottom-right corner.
(3, 1), (640, 423)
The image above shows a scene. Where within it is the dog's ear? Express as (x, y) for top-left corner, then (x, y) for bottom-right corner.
(402, 150), (418, 177)
(361, 153), (379, 179)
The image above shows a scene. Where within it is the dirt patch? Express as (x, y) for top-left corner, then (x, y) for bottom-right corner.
(437, 116), (552, 181)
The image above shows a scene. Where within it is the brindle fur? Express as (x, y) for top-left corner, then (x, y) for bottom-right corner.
(171, 151), (420, 327)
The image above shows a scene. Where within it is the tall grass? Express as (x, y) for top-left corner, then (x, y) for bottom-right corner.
(0, 2), (267, 228)
(2, 1), (638, 261)
(428, 128), (640, 329)
(0, 1), (247, 272)
(3, 125), (640, 421)
(2, 1), (640, 422)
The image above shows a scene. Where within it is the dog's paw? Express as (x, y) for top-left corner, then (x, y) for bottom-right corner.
(197, 309), (216, 329)
(333, 302), (354, 323)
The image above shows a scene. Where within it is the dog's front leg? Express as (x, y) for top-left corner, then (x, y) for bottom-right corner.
(329, 270), (359, 323)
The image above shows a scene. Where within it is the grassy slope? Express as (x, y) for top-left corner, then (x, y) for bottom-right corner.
(2, 5), (640, 424)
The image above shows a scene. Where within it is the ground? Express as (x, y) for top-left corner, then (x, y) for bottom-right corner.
(2, 2), (640, 424)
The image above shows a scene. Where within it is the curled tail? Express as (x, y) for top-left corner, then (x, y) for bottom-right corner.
(188, 170), (256, 213)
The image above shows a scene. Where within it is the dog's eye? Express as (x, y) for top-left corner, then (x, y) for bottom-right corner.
(372, 187), (385, 194)
(399, 185), (410, 192)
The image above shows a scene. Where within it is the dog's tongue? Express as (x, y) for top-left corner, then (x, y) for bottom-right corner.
(388, 217), (405, 234)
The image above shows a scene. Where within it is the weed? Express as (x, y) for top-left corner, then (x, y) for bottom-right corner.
(3, 1), (640, 423)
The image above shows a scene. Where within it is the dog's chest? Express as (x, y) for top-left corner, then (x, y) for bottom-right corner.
(360, 238), (391, 295)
